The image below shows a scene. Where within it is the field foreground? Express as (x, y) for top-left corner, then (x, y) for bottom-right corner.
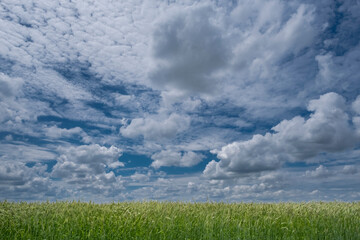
(1, 201), (359, 239)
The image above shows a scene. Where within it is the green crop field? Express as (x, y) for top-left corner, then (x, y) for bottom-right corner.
(0, 201), (359, 239)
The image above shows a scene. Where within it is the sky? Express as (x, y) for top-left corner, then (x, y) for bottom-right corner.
(0, 0), (360, 202)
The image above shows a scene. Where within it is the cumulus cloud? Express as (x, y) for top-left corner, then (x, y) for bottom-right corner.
(45, 144), (126, 200)
(305, 165), (332, 178)
(130, 172), (150, 182)
(52, 144), (123, 180)
(306, 164), (359, 179)
(120, 113), (190, 141)
(0, 162), (54, 200)
(44, 125), (90, 143)
(149, 4), (230, 93)
(44, 125), (82, 138)
(204, 92), (360, 179)
(151, 150), (204, 169)
(0, 162), (31, 186)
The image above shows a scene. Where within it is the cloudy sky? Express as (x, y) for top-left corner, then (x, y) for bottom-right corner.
(1, 0), (360, 202)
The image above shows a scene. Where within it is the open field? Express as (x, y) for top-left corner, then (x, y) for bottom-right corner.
(0, 201), (359, 239)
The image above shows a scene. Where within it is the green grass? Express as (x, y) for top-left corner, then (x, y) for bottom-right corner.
(0, 201), (359, 239)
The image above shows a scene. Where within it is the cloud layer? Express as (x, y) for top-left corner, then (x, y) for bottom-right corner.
(1, 0), (360, 201)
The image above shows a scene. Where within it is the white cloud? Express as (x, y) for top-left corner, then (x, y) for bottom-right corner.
(0, 0), (153, 84)
(29, 67), (93, 103)
(120, 113), (190, 141)
(112, 93), (136, 107)
(353, 96), (360, 114)
(0, 72), (61, 129)
(160, 90), (202, 112)
(315, 53), (338, 89)
(231, 2), (316, 77)
(305, 165), (331, 178)
(44, 144), (126, 200)
(44, 125), (81, 138)
(273, 4), (315, 54)
(342, 165), (358, 175)
(151, 150), (204, 169)
(1, 0), (360, 202)
(130, 172), (150, 182)
(0, 143), (57, 163)
(0, 73), (23, 99)
(108, 161), (125, 169)
(149, 4), (230, 93)
(5, 135), (13, 141)
(0, 162), (30, 186)
(44, 125), (90, 143)
(315, 43), (360, 91)
(0, 162), (54, 200)
(204, 92), (360, 179)
(52, 144), (122, 180)
(352, 96), (360, 135)
(0, 73), (25, 123)
(203, 159), (231, 179)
